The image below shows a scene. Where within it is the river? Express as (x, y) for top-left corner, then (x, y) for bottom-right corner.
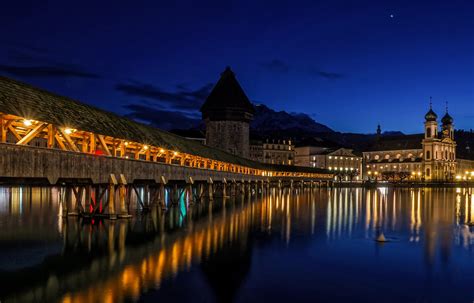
(0, 186), (473, 302)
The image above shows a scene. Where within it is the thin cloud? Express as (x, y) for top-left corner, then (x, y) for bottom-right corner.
(124, 103), (200, 130)
(308, 66), (344, 80)
(116, 82), (213, 110)
(0, 64), (101, 79)
(0, 42), (102, 80)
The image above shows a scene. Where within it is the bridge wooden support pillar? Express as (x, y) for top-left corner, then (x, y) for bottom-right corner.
(172, 184), (179, 206)
(85, 185), (91, 214)
(222, 178), (229, 198)
(186, 176), (194, 204)
(196, 182), (204, 202)
(118, 174), (132, 218)
(231, 179), (237, 196)
(107, 174), (118, 220)
(240, 179), (246, 195)
(159, 176), (167, 208)
(207, 177), (214, 201)
(67, 186), (80, 216)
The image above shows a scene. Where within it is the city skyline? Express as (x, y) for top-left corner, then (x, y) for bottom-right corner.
(1, 0), (473, 134)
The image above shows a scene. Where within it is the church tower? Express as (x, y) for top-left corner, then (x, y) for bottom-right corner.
(441, 103), (454, 140)
(376, 124), (382, 140)
(422, 98), (438, 181)
(424, 98), (438, 140)
(201, 67), (255, 158)
(422, 99), (457, 181)
(440, 103), (456, 179)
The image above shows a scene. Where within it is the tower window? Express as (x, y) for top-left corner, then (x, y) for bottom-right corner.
(426, 150), (431, 160)
(426, 128), (431, 138)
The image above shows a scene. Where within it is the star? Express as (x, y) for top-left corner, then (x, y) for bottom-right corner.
(390, 14), (394, 18)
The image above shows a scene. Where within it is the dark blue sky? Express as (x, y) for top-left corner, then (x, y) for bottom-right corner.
(1, 0), (473, 133)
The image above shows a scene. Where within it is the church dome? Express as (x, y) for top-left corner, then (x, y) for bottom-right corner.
(425, 108), (437, 122)
(441, 112), (453, 124)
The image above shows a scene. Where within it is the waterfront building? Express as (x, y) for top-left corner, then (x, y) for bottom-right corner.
(262, 139), (295, 165)
(201, 67), (255, 158)
(250, 139), (295, 165)
(295, 146), (362, 179)
(363, 103), (474, 181)
(249, 140), (264, 162)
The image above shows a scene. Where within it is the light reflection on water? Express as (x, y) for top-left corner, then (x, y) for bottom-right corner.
(0, 187), (474, 302)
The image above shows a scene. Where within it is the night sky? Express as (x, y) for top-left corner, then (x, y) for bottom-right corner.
(0, 0), (473, 133)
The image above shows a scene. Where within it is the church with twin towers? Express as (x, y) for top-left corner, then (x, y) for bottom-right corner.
(363, 99), (474, 182)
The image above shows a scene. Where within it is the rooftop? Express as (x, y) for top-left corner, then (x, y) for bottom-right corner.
(200, 67), (255, 119)
(366, 134), (424, 152)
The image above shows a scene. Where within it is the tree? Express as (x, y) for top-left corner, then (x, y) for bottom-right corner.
(334, 171), (346, 182)
(347, 170), (359, 182)
(398, 171), (411, 182)
(381, 171), (396, 181)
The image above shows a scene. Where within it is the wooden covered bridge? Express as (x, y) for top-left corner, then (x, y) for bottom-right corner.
(0, 76), (333, 218)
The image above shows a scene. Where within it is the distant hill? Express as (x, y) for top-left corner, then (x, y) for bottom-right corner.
(168, 103), (474, 159)
(250, 104), (334, 139)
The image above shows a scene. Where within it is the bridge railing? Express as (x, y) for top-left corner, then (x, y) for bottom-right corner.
(0, 112), (331, 180)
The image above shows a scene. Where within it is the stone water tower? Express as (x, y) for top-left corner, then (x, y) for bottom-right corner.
(201, 67), (255, 158)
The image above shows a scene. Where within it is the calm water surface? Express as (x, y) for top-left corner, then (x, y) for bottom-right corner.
(1, 187), (474, 303)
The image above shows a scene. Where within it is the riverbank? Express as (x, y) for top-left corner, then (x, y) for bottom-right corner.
(333, 181), (474, 188)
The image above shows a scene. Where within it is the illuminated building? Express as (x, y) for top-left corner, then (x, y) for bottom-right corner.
(363, 102), (474, 181)
(250, 139), (295, 165)
(295, 147), (362, 179)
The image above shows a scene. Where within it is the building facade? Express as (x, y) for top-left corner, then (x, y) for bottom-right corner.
(262, 139), (295, 165)
(249, 140), (264, 162)
(201, 67), (255, 158)
(249, 139), (295, 165)
(363, 104), (474, 182)
(295, 146), (362, 179)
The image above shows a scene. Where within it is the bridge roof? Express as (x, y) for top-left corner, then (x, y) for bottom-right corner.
(0, 76), (327, 174)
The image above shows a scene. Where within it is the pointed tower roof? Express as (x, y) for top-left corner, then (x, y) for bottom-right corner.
(201, 67), (255, 121)
(425, 97), (437, 122)
(441, 101), (453, 124)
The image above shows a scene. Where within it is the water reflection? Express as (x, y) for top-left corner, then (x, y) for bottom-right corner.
(0, 187), (474, 302)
